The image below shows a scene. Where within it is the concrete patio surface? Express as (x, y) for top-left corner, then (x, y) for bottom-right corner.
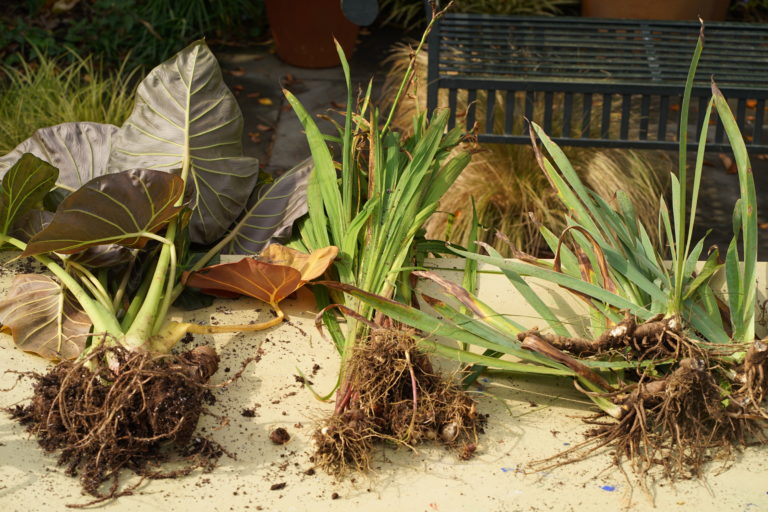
(1, 256), (767, 511)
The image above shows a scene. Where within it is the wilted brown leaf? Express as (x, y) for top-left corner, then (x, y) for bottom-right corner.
(184, 244), (337, 306)
(258, 244), (338, 282)
(0, 274), (91, 360)
(184, 258), (302, 305)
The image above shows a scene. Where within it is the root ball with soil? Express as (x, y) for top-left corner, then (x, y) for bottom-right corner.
(313, 330), (484, 474)
(9, 345), (224, 503)
(524, 317), (768, 480)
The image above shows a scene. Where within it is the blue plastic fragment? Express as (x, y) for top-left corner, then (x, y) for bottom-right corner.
(600, 485), (616, 492)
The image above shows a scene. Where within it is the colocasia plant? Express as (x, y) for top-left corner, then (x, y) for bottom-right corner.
(331, 28), (768, 480)
(0, 41), (332, 502)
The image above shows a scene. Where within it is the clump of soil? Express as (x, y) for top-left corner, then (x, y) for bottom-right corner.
(313, 330), (483, 474)
(522, 317), (768, 481)
(270, 427), (290, 445)
(8, 345), (224, 504)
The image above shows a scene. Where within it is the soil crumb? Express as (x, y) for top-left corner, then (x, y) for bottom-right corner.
(269, 427), (291, 445)
(8, 345), (225, 505)
(313, 330), (484, 475)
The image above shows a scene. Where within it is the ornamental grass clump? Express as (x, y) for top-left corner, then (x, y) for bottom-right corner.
(286, 3), (484, 474)
(382, 42), (671, 257)
(0, 47), (136, 154)
(0, 41), (323, 503)
(329, 27), (768, 481)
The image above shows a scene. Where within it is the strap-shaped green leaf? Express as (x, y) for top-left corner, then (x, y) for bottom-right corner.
(0, 122), (117, 190)
(0, 274), (91, 360)
(0, 153), (58, 235)
(712, 82), (758, 343)
(23, 169), (183, 256)
(108, 40), (259, 244)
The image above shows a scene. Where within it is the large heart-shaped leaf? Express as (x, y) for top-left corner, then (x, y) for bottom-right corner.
(0, 274), (91, 360)
(69, 244), (135, 268)
(10, 209), (54, 242)
(23, 169), (183, 256)
(0, 153), (58, 235)
(185, 258), (303, 304)
(0, 122), (118, 190)
(225, 158), (311, 254)
(184, 244), (338, 306)
(107, 40), (260, 245)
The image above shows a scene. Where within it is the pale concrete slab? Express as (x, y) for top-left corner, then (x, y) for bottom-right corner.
(1, 255), (767, 511)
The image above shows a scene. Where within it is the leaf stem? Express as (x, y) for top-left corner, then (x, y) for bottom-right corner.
(112, 249), (138, 312)
(152, 241), (177, 334)
(120, 257), (154, 329)
(380, 1), (451, 134)
(66, 260), (115, 313)
(184, 304), (285, 334)
(0, 234), (123, 337)
(124, 220), (177, 347)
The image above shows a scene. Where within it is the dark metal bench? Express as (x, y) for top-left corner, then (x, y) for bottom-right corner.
(426, 12), (768, 152)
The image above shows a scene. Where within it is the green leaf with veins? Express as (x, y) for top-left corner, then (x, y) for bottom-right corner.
(9, 209), (132, 267)
(0, 274), (91, 360)
(107, 40), (260, 244)
(23, 169), (183, 256)
(0, 153), (58, 235)
(225, 157), (311, 254)
(0, 123), (118, 190)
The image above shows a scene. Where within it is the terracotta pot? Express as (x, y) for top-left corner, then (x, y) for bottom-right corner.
(582, 0), (729, 21)
(265, 0), (360, 68)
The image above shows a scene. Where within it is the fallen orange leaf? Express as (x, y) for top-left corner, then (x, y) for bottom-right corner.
(259, 98), (274, 106)
(258, 245), (339, 282)
(184, 244), (338, 307)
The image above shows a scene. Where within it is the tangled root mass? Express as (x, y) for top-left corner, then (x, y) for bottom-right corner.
(313, 330), (485, 474)
(9, 345), (223, 503)
(525, 316), (768, 480)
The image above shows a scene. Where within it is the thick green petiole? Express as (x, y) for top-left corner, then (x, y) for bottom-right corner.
(123, 220), (178, 348)
(0, 234), (123, 338)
